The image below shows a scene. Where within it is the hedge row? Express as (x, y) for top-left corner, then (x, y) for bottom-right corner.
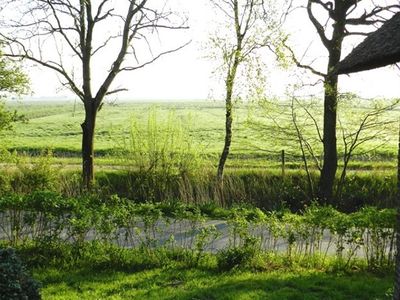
(0, 191), (396, 270)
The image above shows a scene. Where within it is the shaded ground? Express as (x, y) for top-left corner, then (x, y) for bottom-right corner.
(34, 267), (393, 300)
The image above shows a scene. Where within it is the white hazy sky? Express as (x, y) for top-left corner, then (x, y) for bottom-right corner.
(26, 0), (400, 101)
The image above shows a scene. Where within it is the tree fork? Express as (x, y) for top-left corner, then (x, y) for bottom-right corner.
(318, 12), (345, 203)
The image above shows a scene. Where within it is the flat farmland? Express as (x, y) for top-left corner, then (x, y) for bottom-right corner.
(2, 99), (398, 171)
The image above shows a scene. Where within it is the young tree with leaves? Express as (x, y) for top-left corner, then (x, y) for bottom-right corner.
(0, 0), (187, 188)
(210, 0), (285, 180)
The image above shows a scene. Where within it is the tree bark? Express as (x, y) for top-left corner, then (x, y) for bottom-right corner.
(217, 55), (239, 180)
(217, 99), (233, 180)
(318, 8), (345, 203)
(319, 74), (338, 202)
(81, 101), (97, 189)
(216, 0), (244, 181)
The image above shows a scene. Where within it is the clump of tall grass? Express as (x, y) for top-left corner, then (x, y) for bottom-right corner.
(117, 107), (208, 202)
(126, 107), (205, 175)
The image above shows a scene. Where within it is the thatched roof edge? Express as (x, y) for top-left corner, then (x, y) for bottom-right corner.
(337, 13), (400, 74)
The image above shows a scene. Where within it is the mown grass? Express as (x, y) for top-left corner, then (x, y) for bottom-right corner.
(3, 100), (231, 154)
(2, 99), (398, 170)
(33, 266), (393, 300)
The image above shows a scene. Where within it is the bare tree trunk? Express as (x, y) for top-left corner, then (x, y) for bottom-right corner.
(394, 122), (400, 300)
(319, 74), (338, 202)
(318, 13), (345, 203)
(81, 101), (97, 189)
(217, 99), (233, 180)
(212, 0), (281, 181)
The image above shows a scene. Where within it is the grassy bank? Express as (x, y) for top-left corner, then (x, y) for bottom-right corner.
(0, 99), (397, 299)
(94, 169), (396, 211)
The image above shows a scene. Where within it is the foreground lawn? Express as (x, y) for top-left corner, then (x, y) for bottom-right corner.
(34, 267), (393, 300)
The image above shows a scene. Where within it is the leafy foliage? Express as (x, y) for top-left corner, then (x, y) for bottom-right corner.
(0, 248), (41, 300)
(217, 236), (260, 271)
(0, 54), (29, 135)
(0, 55), (29, 96)
(10, 151), (58, 194)
(0, 193), (396, 271)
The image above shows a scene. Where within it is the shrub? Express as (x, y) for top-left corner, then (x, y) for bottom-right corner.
(10, 151), (58, 194)
(0, 248), (41, 300)
(0, 191), (397, 272)
(217, 236), (260, 271)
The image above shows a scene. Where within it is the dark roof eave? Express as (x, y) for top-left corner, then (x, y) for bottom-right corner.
(337, 53), (400, 74)
(336, 12), (400, 75)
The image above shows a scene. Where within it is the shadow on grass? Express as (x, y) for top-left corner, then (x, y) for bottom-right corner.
(165, 272), (393, 300)
(34, 266), (394, 300)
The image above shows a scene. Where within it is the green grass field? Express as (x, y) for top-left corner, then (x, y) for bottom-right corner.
(2, 99), (399, 171)
(33, 266), (393, 300)
(3, 100), (233, 153)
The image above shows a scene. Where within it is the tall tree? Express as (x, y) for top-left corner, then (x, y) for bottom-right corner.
(210, 0), (285, 180)
(287, 0), (399, 202)
(0, 0), (187, 188)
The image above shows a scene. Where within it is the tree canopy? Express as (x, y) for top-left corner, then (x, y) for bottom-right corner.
(0, 54), (29, 133)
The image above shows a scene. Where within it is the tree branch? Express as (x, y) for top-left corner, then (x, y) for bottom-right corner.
(283, 40), (326, 77)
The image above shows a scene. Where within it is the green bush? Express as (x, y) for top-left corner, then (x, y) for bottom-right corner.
(0, 192), (397, 272)
(10, 152), (58, 194)
(0, 248), (41, 300)
(217, 237), (260, 271)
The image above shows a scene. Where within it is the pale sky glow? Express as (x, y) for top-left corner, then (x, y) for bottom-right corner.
(24, 0), (400, 101)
